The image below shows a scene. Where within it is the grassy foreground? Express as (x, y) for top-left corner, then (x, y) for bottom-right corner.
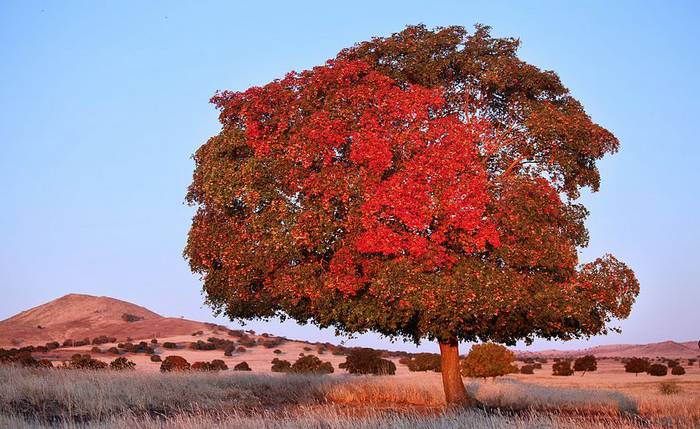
(0, 366), (697, 428)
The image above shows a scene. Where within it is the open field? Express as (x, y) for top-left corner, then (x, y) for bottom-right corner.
(1, 364), (698, 429)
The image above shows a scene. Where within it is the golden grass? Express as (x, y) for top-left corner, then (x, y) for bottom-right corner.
(1, 365), (698, 428)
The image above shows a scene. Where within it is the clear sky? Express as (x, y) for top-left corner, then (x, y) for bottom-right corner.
(1, 1), (698, 353)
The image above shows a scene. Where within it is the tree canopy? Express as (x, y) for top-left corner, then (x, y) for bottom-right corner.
(185, 24), (639, 347)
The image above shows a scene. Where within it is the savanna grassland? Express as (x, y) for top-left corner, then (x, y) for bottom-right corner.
(1, 359), (698, 429)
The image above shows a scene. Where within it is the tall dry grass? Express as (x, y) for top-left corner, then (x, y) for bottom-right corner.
(0, 366), (697, 428)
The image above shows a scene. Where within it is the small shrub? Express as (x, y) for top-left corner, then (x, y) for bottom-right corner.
(62, 339), (74, 347)
(262, 338), (285, 348)
(520, 365), (535, 374)
(647, 364), (668, 376)
(339, 348), (396, 375)
(210, 359), (228, 371)
(191, 330), (203, 336)
(666, 359), (679, 368)
(303, 346), (313, 352)
(227, 329), (244, 337)
(532, 362), (542, 369)
(67, 354), (107, 370)
(162, 342), (178, 349)
(150, 355), (162, 362)
(659, 382), (681, 395)
(160, 356), (190, 372)
(107, 347), (120, 354)
(236, 346), (247, 353)
(625, 357), (650, 376)
(671, 366), (686, 375)
(91, 346), (102, 354)
(271, 358), (292, 373)
(234, 361), (251, 371)
(35, 346), (48, 353)
(406, 353), (441, 372)
(573, 355), (597, 376)
(151, 338), (158, 344)
(552, 360), (574, 376)
(121, 313), (144, 323)
(190, 340), (216, 351)
(291, 355), (334, 374)
(461, 343), (517, 379)
(273, 349), (283, 355)
(109, 357), (135, 370)
(45, 341), (60, 350)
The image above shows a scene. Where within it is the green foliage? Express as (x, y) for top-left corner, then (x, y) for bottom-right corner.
(67, 354), (108, 370)
(552, 360), (574, 376)
(520, 365), (535, 374)
(670, 366), (685, 375)
(109, 357), (135, 371)
(160, 356), (190, 372)
(291, 355), (334, 375)
(573, 355), (597, 375)
(405, 353), (441, 372)
(162, 342), (178, 349)
(150, 355), (162, 362)
(233, 361), (251, 371)
(624, 358), (649, 375)
(271, 358), (292, 373)
(461, 343), (517, 379)
(338, 348), (396, 375)
(647, 364), (668, 376)
(121, 313), (143, 323)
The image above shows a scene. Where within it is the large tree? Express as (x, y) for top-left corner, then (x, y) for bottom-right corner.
(185, 25), (639, 405)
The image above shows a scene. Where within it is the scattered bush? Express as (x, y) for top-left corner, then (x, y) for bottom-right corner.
(91, 336), (117, 345)
(150, 355), (162, 362)
(191, 330), (203, 336)
(109, 357), (135, 370)
(236, 346), (247, 353)
(624, 357), (650, 376)
(666, 359), (679, 368)
(238, 337), (257, 348)
(671, 366), (686, 375)
(160, 356), (190, 372)
(573, 355), (597, 376)
(119, 342), (155, 354)
(262, 338), (285, 348)
(647, 363), (668, 376)
(210, 359), (228, 371)
(532, 363), (542, 369)
(520, 365), (535, 374)
(234, 361), (251, 371)
(227, 329), (244, 337)
(45, 341), (60, 350)
(291, 355), (334, 374)
(659, 382), (681, 395)
(273, 349), (283, 355)
(162, 342), (178, 349)
(35, 346), (48, 353)
(303, 346), (313, 352)
(107, 347), (120, 354)
(74, 338), (90, 347)
(552, 360), (574, 376)
(151, 338), (158, 344)
(271, 358), (292, 373)
(405, 353), (441, 372)
(121, 313), (144, 323)
(339, 348), (396, 375)
(62, 339), (74, 347)
(91, 346), (102, 354)
(190, 340), (216, 351)
(67, 354), (107, 370)
(461, 344), (517, 379)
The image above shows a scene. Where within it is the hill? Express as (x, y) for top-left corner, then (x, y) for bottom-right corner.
(516, 340), (699, 359)
(0, 294), (207, 347)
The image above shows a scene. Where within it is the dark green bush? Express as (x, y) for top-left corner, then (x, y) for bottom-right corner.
(647, 364), (668, 376)
(291, 355), (334, 374)
(552, 360), (574, 376)
(109, 357), (135, 370)
(520, 365), (535, 374)
(271, 358), (292, 373)
(339, 348), (396, 375)
(234, 361), (251, 371)
(160, 356), (190, 372)
(671, 366), (686, 375)
(406, 353), (441, 372)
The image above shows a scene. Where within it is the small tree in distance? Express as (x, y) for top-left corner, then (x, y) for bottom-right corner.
(624, 357), (650, 376)
(552, 360), (574, 376)
(461, 343), (517, 380)
(573, 355), (597, 376)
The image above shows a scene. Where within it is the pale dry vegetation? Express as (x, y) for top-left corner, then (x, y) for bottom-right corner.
(1, 366), (698, 428)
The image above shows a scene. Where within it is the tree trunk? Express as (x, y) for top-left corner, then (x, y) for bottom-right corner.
(439, 338), (473, 407)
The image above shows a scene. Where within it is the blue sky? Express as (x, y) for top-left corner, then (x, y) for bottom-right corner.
(1, 1), (698, 353)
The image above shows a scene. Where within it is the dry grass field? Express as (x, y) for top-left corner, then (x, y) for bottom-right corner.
(1, 360), (697, 429)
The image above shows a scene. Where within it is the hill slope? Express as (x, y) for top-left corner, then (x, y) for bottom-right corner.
(0, 294), (207, 347)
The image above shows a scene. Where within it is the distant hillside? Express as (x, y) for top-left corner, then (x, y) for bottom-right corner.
(0, 294), (207, 347)
(516, 340), (700, 359)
